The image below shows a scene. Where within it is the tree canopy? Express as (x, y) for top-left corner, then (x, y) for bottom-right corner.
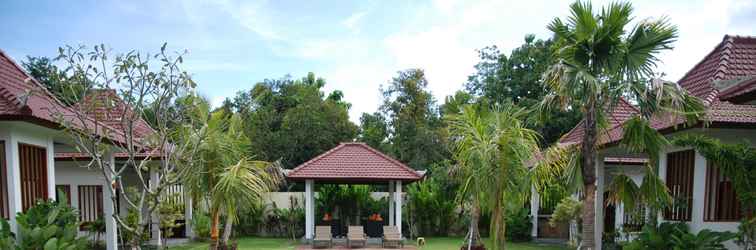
(465, 35), (581, 146)
(225, 72), (358, 168)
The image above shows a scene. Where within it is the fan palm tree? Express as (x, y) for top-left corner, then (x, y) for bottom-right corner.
(540, 1), (704, 249)
(177, 96), (282, 247)
(448, 104), (541, 250)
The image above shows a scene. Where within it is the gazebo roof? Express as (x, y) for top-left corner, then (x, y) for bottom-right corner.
(285, 142), (424, 183)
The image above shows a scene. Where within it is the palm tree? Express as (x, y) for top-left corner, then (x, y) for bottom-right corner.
(540, 1), (704, 249)
(177, 96), (282, 247)
(448, 104), (541, 250)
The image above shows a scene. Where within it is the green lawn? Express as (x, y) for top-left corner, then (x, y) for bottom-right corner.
(170, 237), (570, 250)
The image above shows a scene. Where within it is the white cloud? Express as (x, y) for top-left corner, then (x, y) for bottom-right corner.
(322, 64), (394, 123)
(342, 11), (367, 32)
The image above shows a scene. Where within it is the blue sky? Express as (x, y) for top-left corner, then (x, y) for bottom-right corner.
(1, 0), (754, 122)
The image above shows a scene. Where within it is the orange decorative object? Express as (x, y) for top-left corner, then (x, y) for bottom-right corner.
(323, 213), (332, 221)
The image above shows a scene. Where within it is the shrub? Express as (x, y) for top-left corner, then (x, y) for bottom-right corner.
(671, 228), (737, 250)
(505, 208), (532, 242)
(192, 212), (212, 239)
(235, 202), (266, 236)
(623, 222), (688, 250)
(406, 176), (456, 237)
(0, 218), (15, 249)
(15, 199), (88, 250)
(548, 197), (582, 227)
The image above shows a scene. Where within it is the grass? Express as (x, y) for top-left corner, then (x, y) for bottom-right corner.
(170, 237), (570, 250)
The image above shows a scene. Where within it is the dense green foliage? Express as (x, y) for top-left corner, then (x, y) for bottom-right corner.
(623, 223), (735, 250)
(225, 73), (358, 168)
(4, 200), (89, 250)
(406, 173), (457, 237)
(378, 69), (448, 170)
(448, 104), (541, 250)
(465, 35), (580, 146)
(504, 208), (532, 242)
(21, 56), (85, 105)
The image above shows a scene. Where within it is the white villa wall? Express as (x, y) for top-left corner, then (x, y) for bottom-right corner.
(0, 121), (58, 231)
(656, 128), (752, 249)
(565, 127), (756, 249)
(264, 191), (396, 210)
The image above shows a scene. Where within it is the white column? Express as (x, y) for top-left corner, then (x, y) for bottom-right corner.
(6, 135), (21, 233)
(395, 181), (402, 236)
(104, 153), (118, 250)
(530, 185), (539, 239)
(595, 157), (605, 250)
(388, 181), (395, 226)
(305, 179), (315, 240)
(691, 150), (707, 233)
(150, 168), (162, 246)
(615, 201), (625, 238)
(46, 137), (55, 200)
(184, 190), (194, 239)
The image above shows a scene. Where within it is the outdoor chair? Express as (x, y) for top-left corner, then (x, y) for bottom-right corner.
(382, 226), (404, 248)
(313, 226), (333, 248)
(347, 226), (368, 248)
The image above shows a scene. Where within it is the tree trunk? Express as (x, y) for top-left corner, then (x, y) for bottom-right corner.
(466, 198), (483, 248)
(580, 102), (599, 250)
(581, 184), (596, 250)
(211, 210), (220, 241)
(492, 190), (506, 250)
(221, 213), (234, 245)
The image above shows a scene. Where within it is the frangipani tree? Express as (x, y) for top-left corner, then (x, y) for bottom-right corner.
(448, 104), (540, 250)
(539, 2), (704, 249)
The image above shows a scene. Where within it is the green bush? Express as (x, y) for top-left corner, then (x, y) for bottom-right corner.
(623, 222), (688, 250)
(235, 202), (266, 236)
(14, 199), (88, 250)
(0, 218), (15, 249)
(548, 197), (582, 227)
(192, 212), (212, 239)
(505, 208), (532, 242)
(670, 228), (737, 250)
(406, 175), (456, 237)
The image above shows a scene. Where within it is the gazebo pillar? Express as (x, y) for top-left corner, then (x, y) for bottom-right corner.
(305, 179), (315, 241)
(395, 180), (403, 236)
(388, 180), (395, 226)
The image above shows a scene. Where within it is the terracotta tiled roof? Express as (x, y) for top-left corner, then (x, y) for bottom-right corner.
(286, 142), (424, 182)
(0, 49), (131, 144)
(559, 35), (756, 146)
(55, 150), (162, 160)
(77, 89), (156, 140)
(677, 35), (756, 103)
(559, 98), (639, 145)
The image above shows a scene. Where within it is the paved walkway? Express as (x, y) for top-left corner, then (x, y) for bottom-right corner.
(295, 245), (416, 250)
(297, 238), (415, 250)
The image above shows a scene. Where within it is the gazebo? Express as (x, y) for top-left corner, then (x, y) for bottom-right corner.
(285, 142), (425, 241)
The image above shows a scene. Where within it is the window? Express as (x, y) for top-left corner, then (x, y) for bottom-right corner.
(704, 162), (741, 221)
(56, 185), (71, 206)
(19, 143), (48, 211)
(78, 185), (103, 223)
(0, 141), (8, 219)
(663, 150), (694, 221)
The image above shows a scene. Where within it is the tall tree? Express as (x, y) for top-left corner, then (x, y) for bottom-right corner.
(230, 73), (358, 168)
(449, 104), (540, 250)
(465, 35), (581, 146)
(357, 112), (390, 152)
(540, 2), (703, 248)
(178, 99), (281, 246)
(380, 69), (447, 169)
(21, 56), (84, 105)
